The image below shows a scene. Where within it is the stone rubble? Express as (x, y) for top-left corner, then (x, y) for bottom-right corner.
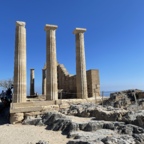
(2, 89), (144, 143)
(103, 89), (144, 110)
(22, 107), (144, 144)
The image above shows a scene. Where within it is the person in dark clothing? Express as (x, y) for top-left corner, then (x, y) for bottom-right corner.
(1, 88), (12, 106)
(6, 88), (12, 96)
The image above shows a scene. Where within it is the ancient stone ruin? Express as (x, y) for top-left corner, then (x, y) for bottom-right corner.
(13, 22), (100, 102)
(42, 64), (100, 99)
(10, 21), (101, 123)
(30, 69), (35, 96)
(41, 27), (100, 99)
(1, 21), (144, 144)
(13, 21), (26, 103)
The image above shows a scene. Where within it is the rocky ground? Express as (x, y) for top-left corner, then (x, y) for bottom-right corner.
(0, 89), (144, 144)
(22, 105), (144, 144)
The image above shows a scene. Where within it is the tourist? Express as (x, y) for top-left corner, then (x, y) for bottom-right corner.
(1, 90), (5, 98)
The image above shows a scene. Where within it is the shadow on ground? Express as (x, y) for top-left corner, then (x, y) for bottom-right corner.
(0, 102), (10, 125)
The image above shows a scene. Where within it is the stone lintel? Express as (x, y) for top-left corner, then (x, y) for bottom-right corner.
(73, 28), (86, 34)
(16, 21), (26, 27)
(44, 24), (58, 31)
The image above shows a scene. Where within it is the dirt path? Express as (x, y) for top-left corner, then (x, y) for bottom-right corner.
(0, 102), (72, 144)
(0, 124), (72, 144)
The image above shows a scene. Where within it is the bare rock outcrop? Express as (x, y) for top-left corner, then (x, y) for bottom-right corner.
(60, 104), (128, 121)
(21, 89), (144, 144)
(103, 89), (144, 109)
(22, 110), (144, 144)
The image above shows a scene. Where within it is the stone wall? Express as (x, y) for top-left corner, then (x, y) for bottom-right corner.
(10, 97), (103, 124)
(45, 63), (100, 98)
(87, 69), (100, 97)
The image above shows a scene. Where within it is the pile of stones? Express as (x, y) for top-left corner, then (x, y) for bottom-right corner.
(20, 89), (144, 144)
(103, 89), (144, 110)
(22, 103), (144, 144)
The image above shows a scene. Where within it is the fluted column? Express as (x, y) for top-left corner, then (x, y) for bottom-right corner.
(45, 24), (58, 100)
(42, 68), (46, 95)
(73, 28), (88, 99)
(30, 69), (35, 95)
(13, 21), (26, 103)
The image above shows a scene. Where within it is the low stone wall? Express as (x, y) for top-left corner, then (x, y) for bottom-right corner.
(10, 97), (107, 124)
(10, 106), (59, 124)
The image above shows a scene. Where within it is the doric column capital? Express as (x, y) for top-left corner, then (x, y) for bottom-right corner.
(30, 68), (34, 70)
(16, 21), (26, 27)
(73, 28), (86, 34)
(44, 24), (58, 31)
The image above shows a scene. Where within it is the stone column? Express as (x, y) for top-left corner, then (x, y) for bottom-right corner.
(13, 21), (26, 103)
(73, 28), (88, 99)
(30, 69), (35, 95)
(42, 68), (46, 95)
(45, 24), (58, 100)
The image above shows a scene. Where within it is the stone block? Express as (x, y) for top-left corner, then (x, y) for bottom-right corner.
(10, 113), (24, 124)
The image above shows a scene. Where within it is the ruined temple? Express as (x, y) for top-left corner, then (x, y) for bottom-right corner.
(14, 21), (100, 102)
(11, 21), (102, 124)
(42, 63), (100, 99)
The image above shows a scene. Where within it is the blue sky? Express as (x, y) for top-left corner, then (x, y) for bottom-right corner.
(0, 0), (144, 94)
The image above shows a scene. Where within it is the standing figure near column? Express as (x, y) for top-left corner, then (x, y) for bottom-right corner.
(44, 24), (58, 100)
(30, 69), (35, 96)
(13, 21), (27, 103)
(73, 28), (88, 99)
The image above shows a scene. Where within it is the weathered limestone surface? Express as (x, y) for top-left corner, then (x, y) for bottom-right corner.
(42, 68), (46, 95)
(10, 101), (58, 114)
(44, 62), (100, 99)
(57, 64), (100, 98)
(43, 27), (100, 99)
(13, 21), (26, 103)
(21, 110), (144, 144)
(10, 113), (24, 124)
(30, 69), (35, 95)
(45, 24), (58, 100)
(73, 28), (88, 99)
(87, 70), (100, 97)
(57, 64), (69, 91)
